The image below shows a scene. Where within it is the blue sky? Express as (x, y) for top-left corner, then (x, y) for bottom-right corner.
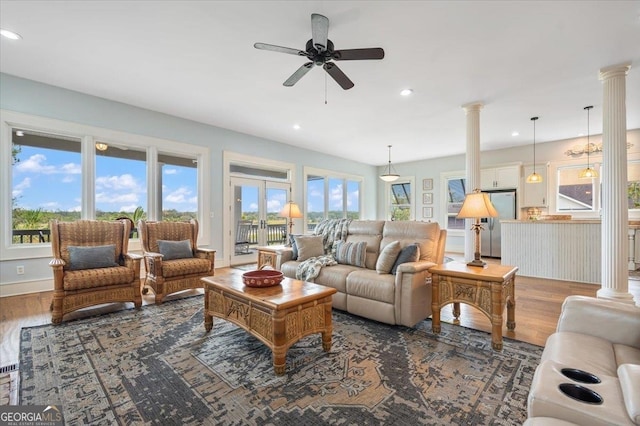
(12, 146), (197, 213)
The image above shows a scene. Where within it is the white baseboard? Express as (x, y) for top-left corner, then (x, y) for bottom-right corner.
(0, 278), (53, 297)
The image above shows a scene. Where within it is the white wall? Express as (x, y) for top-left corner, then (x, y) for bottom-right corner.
(0, 73), (378, 295)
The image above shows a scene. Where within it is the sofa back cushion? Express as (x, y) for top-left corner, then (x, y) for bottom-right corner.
(381, 221), (441, 263)
(345, 220), (384, 270)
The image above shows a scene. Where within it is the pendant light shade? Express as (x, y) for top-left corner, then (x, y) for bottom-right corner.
(526, 117), (543, 184)
(380, 145), (399, 182)
(579, 105), (598, 179)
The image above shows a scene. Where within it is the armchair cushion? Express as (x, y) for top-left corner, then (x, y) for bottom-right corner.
(64, 266), (135, 290)
(162, 258), (213, 278)
(158, 239), (193, 260)
(67, 244), (118, 271)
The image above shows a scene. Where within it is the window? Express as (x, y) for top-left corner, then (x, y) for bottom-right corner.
(96, 144), (147, 222)
(628, 160), (640, 210)
(305, 169), (362, 231)
(446, 177), (466, 229)
(160, 153), (198, 221)
(390, 181), (411, 220)
(557, 165), (596, 211)
(11, 129), (81, 244)
(2, 110), (209, 256)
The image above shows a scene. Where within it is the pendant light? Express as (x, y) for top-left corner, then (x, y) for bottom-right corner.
(526, 117), (543, 183)
(379, 145), (399, 182)
(578, 105), (598, 179)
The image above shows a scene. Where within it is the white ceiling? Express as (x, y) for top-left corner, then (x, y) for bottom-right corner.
(1, 1), (639, 166)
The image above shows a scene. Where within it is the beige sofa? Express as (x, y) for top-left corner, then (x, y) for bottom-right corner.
(274, 220), (447, 327)
(526, 295), (640, 426)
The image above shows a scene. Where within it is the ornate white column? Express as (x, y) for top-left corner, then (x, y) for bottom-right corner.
(462, 102), (483, 263)
(598, 62), (635, 304)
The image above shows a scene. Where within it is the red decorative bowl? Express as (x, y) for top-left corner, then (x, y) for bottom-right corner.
(242, 270), (284, 287)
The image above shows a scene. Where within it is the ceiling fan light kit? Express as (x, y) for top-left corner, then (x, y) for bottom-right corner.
(255, 13), (384, 90)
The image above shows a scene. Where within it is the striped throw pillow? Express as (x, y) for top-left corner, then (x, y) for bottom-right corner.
(334, 241), (367, 267)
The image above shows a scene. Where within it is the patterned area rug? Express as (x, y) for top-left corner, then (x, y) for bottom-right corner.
(20, 295), (542, 425)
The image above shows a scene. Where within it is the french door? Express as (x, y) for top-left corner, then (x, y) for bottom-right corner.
(230, 177), (290, 265)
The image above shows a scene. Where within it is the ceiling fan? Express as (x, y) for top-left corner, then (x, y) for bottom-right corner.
(254, 13), (384, 90)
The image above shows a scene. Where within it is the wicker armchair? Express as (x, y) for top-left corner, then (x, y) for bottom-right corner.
(138, 219), (215, 304)
(49, 219), (142, 324)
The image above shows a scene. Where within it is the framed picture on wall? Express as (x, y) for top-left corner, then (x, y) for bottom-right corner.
(423, 178), (433, 191)
(422, 207), (433, 218)
(423, 193), (433, 204)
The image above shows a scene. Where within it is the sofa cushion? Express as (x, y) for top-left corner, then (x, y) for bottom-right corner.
(315, 264), (360, 293)
(614, 344), (640, 367)
(294, 235), (324, 261)
(68, 244), (119, 270)
(335, 241), (367, 267)
(158, 239), (193, 260)
(541, 332), (618, 377)
(376, 241), (401, 274)
(618, 363), (640, 424)
(391, 243), (420, 274)
(288, 234), (300, 260)
(346, 269), (395, 304)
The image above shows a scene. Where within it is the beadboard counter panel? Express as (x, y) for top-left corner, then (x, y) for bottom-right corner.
(502, 221), (601, 284)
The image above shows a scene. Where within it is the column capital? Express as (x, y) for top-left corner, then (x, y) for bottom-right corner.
(599, 62), (631, 81)
(461, 102), (484, 113)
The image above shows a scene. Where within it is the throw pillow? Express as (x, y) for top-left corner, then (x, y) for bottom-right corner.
(334, 241), (367, 268)
(376, 241), (401, 274)
(294, 235), (324, 261)
(391, 243), (420, 274)
(68, 244), (119, 271)
(158, 239), (193, 260)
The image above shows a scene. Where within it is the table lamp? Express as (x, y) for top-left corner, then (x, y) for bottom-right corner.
(279, 201), (302, 245)
(457, 189), (498, 267)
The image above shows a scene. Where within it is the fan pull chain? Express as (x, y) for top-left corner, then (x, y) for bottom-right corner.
(324, 72), (328, 104)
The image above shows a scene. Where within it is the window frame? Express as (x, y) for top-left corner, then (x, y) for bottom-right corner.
(384, 176), (415, 221)
(440, 170), (466, 236)
(1, 110), (210, 261)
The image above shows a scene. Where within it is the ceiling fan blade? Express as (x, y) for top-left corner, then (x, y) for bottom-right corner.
(323, 63), (354, 90)
(254, 42), (306, 56)
(333, 48), (385, 61)
(311, 13), (329, 52)
(284, 62), (314, 87)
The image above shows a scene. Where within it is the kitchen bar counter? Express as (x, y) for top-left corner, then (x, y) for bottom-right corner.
(502, 220), (640, 284)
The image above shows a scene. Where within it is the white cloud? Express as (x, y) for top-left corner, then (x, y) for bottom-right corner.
(96, 174), (140, 191)
(60, 162), (81, 174)
(70, 205), (81, 212)
(119, 204), (138, 213)
(96, 192), (139, 203)
(188, 196), (197, 204)
(267, 199), (283, 212)
(165, 187), (191, 203)
(12, 177), (31, 197)
(15, 154), (57, 174)
(164, 168), (178, 175)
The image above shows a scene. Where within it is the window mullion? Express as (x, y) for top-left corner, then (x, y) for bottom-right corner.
(82, 135), (95, 219)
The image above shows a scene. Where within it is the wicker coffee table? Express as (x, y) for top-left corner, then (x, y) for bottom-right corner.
(201, 274), (337, 375)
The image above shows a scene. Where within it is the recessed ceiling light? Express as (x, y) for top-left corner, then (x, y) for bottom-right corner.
(511, 131), (519, 137)
(292, 124), (301, 130)
(0, 29), (22, 40)
(15, 130), (24, 137)
(400, 89), (413, 96)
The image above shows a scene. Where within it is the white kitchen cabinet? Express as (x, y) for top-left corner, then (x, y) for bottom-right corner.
(522, 164), (548, 207)
(480, 166), (520, 190)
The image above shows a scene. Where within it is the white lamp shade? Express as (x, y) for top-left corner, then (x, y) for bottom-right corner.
(280, 202), (302, 218)
(379, 173), (400, 182)
(457, 192), (499, 219)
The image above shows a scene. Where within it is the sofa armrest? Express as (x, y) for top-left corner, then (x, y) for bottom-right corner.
(396, 260), (437, 274)
(274, 248), (294, 270)
(557, 295), (640, 348)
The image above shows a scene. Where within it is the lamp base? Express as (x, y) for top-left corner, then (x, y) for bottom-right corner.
(467, 259), (487, 267)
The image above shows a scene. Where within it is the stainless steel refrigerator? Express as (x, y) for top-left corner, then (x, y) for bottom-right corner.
(480, 190), (517, 258)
